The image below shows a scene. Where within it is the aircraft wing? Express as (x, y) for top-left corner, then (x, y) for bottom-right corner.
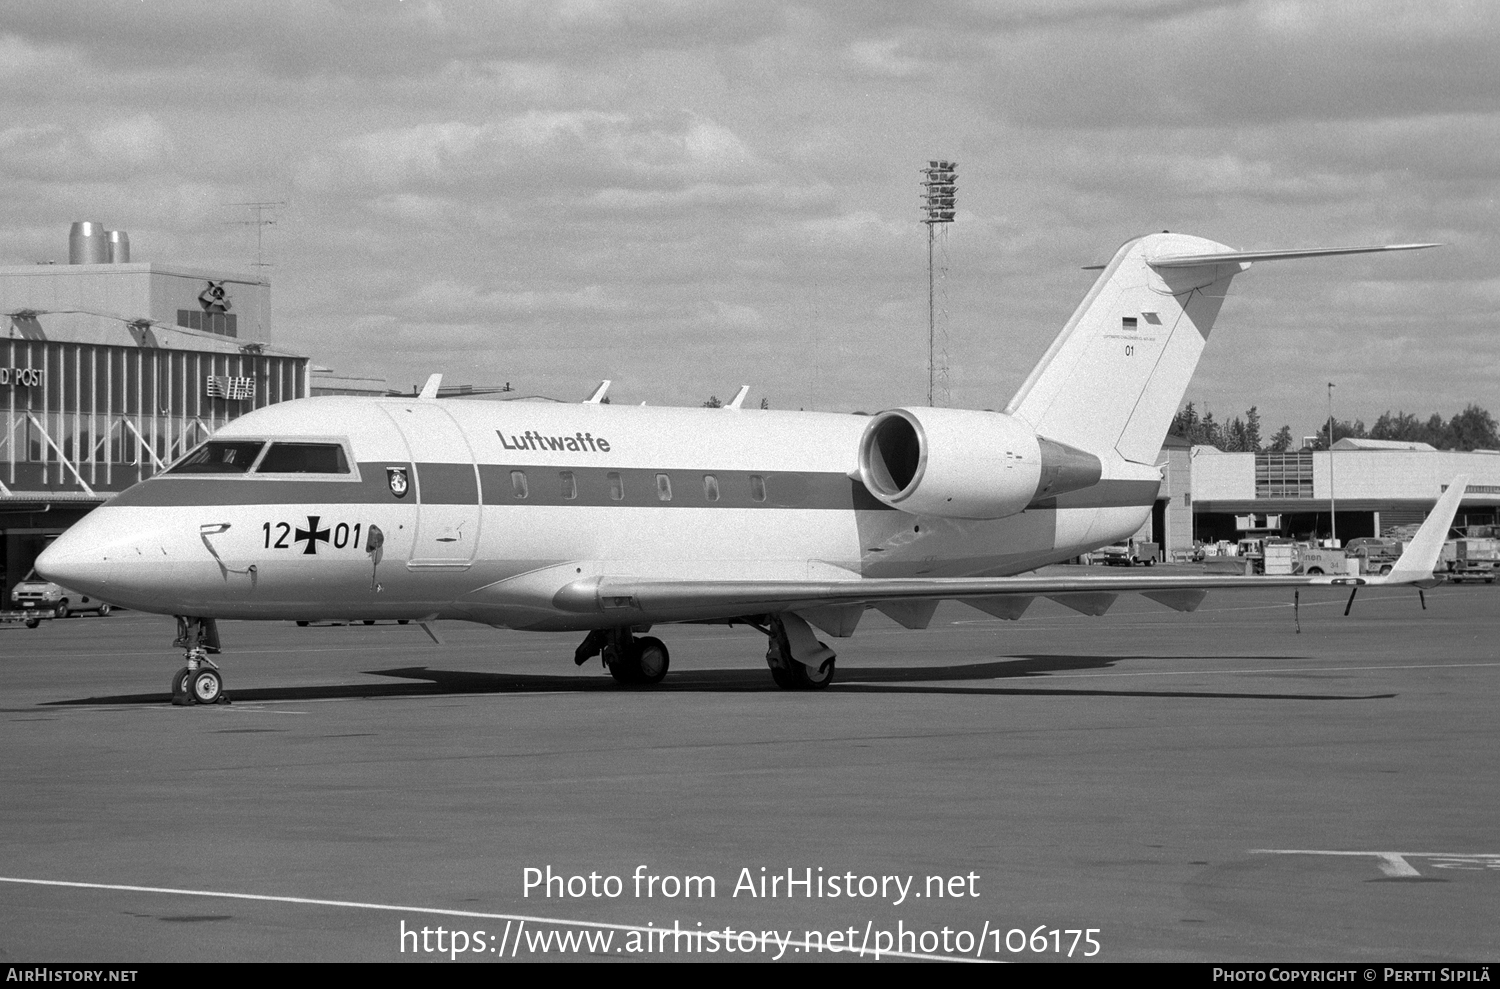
(553, 476), (1467, 630)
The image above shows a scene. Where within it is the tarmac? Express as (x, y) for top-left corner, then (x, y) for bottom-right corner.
(2, 579), (1497, 963)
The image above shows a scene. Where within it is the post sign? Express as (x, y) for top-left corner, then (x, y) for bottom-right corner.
(0, 367), (43, 387)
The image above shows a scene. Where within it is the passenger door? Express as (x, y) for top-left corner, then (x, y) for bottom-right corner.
(380, 404), (482, 568)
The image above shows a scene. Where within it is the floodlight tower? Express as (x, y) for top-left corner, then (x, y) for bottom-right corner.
(920, 160), (957, 406)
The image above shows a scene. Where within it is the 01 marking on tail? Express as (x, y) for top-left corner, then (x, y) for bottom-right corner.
(35, 233), (1448, 700)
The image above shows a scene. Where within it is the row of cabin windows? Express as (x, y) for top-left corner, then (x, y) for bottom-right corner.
(509, 470), (766, 504)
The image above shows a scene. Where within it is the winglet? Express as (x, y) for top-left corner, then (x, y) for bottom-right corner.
(585, 380), (611, 403)
(418, 373), (443, 400)
(1379, 476), (1467, 585)
(726, 385), (750, 409)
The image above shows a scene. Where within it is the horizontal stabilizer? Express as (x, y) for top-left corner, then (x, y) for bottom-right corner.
(1148, 243), (1439, 269)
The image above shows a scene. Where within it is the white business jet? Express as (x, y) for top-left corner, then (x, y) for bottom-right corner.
(37, 233), (1457, 704)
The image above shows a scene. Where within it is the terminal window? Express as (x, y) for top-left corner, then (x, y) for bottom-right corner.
(177, 309), (239, 337)
(1255, 451), (1314, 499)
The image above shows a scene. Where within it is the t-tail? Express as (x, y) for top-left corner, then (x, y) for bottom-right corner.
(1004, 234), (1438, 466)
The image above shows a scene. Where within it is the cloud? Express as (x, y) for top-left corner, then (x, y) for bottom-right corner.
(0, 0), (785, 79)
(298, 110), (775, 198)
(0, 1), (1495, 426)
(0, 114), (174, 181)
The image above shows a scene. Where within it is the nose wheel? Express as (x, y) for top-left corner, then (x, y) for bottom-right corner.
(170, 617), (230, 706)
(172, 665), (224, 704)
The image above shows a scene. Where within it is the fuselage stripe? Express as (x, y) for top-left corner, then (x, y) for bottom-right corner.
(103, 463), (1158, 512)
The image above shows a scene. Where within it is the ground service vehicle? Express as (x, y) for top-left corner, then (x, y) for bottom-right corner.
(1097, 540), (1159, 566)
(1345, 538), (1403, 576)
(8, 570), (114, 625)
(1443, 537), (1499, 583)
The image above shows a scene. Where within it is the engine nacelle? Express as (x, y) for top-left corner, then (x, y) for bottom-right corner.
(857, 407), (1102, 519)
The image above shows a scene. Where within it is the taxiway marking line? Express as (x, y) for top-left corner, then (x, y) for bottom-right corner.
(0, 876), (990, 963)
(1027, 661), (1500, 680)
(1251, 850), (1500, 878)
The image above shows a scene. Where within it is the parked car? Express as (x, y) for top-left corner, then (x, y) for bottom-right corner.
(9, 569), (114, 621)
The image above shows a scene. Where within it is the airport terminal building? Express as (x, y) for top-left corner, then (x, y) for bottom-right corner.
(1151, 435), (1500, 555)
(1, 223), (308, 601)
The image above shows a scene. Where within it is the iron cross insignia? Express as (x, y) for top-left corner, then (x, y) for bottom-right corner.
(294, 516), (331, 555)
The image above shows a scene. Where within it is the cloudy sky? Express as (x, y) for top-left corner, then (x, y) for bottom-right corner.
(2, 0), (1496, 436)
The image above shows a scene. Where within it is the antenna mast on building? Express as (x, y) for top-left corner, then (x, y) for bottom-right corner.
(920, 160), (956, 406)
(228, 201), (286, 269)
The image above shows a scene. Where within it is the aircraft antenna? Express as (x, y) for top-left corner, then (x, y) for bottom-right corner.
(920, 161), (956, 406)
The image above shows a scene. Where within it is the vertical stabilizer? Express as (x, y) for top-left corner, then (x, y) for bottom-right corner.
(1005, 233), (1244, 465)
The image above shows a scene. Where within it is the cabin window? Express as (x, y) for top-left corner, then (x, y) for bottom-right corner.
(168, 440), (265, 474)
(560, 470), (577, 500)
(510, 470), (528, 500)
(749, 474), (766, 503)
(656, 473), (672, 502)
(703, 474), (720, 502)
(608, 472), (624, 501)
(256, 442), (350, 474)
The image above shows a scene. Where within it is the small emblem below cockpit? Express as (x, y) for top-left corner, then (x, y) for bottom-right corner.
(388, 467), (409, 499)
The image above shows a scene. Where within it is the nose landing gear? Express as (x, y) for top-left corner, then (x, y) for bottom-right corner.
(171, 616), (231, 706)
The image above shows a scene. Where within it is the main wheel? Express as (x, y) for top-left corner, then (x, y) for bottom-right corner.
(789, 655), (836, 690)
(632, 637), (670, 685)
(98, 603), (112, 616)
(190, 668), (223, 704)
(603, 645), (636, 685)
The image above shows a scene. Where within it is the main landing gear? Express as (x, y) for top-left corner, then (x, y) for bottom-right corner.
(574, 627), (671, 686)
(758, 614), (836, 690)
(572, 614), (836, 691)
(171, 616), (230, 706)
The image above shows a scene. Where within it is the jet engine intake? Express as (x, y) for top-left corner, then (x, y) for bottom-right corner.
(857, 407), (1101, 519)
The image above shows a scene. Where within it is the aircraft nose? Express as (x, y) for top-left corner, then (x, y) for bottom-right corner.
(35, 519), (113, 598)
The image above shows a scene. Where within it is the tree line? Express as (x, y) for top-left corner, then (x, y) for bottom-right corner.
(1170, 402), (1500, 453)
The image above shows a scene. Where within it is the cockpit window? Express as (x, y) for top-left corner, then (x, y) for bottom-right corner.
(255, 442), (350, 474)
(168, 441), (266, 474)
